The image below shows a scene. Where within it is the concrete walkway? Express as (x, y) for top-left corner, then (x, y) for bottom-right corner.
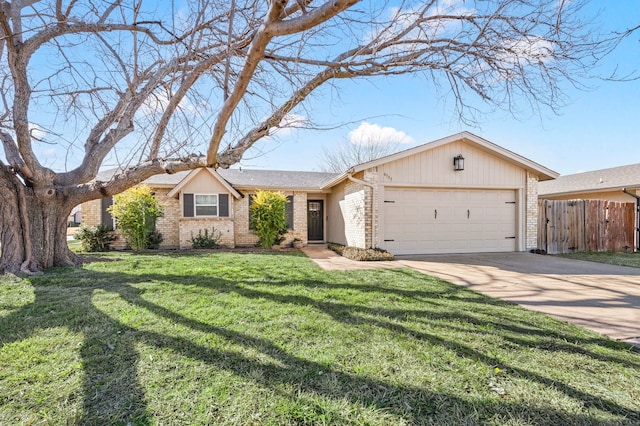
(301, 247), (640, 347)
(300, 246), (398, 271)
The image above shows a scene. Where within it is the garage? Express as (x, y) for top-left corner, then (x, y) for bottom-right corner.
(382, 188), (517, 255)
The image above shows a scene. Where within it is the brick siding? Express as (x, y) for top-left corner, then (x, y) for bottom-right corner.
(526, 172), (539, 250)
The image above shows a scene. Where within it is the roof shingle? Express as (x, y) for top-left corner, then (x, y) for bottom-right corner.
(96, 167), (339, 190)
(538, 163), (640, 196)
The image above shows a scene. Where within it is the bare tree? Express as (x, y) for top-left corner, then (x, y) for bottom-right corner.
(0, 0), (621, 273)
(320, 140), (400, 174)
(320, 123), (412, 172)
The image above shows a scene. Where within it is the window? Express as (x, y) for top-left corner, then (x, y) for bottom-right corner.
(183, 193), (229, 217)
(195, 194), (218, 216)
(285, 195), (294, 230)
(101, 196), (115, 230)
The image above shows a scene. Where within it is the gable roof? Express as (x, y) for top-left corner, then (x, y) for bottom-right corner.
(166, 168), (242, 199)
(94, 168), (339, 193)
(217, 169), (338, 190)
(322, 131), (558, 189)
(538, 163), (640, 196)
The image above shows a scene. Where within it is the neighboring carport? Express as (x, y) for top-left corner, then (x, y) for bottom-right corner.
(397, 253), (640, 347)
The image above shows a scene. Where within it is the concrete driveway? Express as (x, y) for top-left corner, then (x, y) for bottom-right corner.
(396, 253), (640, 347)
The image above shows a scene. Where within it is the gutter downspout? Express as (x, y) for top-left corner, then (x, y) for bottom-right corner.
(623, 188), (640, 251)
(347, 174), (376, 248)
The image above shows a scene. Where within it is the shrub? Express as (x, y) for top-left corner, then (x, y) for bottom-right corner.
(327, 242), (345, 255)
(145, 229), (164, 249)
(107, 185), (163, 251)
(250, 190), (289, 248)
(190, 228), (222, 249)
(327, 243), (394, 261)
(74, 224), (116, 252)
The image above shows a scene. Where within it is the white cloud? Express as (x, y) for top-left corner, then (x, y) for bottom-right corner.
(348, 122), (413, 146)
(499, 37), (555, 66)
(29, 123), (47, 140)
(366, 2), (474, 49)
(139, 89), (201, 117)
(43, 148), (57, 158)
(269, 113), (308, 137)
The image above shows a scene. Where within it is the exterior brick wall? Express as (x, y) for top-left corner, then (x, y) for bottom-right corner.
(363, 171), (378, 248)
(343, 178), (368, 249)
(526, 172), (539, 250)
(81, 189), (180, 249)
(234, 191), (308, 247)
(81, 199), (101, 227)
(234, 194), (258, 247)
(179, 217), (235, 248)
(79, 198), (128, 248)
(154, 188), (180, 248)
(289, 191), (308, 243)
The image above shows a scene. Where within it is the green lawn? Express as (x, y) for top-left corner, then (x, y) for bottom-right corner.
(1, 251), (639, 425)
(558, 252), (640, 269)
(68, 237), (83, 252)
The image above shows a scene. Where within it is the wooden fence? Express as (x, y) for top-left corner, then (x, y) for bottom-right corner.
(538, 199), (636, 254)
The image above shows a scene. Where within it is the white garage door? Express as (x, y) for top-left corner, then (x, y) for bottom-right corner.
(382, 188), (517, 255)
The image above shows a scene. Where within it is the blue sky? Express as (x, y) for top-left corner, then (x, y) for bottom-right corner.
(239, 1), (640, 176)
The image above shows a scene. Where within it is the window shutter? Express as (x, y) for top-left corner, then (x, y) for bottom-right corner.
(286, 195), (294, 230)
(101, 196), (114, 230)
(183, 193), (194, 217)
(219, 194), (229, 217)
(248, 195), (255, 230)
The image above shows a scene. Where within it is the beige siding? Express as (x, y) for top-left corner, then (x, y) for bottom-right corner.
(375, 140), (526, 188)
(367, 140), (532, 252)
(182, 169), (230, 194)
(326, 180), (347, 245)
(358, 140), (542, 252)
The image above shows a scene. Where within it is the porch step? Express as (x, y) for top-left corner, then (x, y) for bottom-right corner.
(307, 242), (328, 248)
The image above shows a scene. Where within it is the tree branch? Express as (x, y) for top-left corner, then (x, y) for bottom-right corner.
(270, 0), (359, 36)
(206, 0), (288, 166)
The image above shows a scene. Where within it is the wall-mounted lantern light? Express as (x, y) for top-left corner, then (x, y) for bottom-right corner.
(453, 154), (465, 171)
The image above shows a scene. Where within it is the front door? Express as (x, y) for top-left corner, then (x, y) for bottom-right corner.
(307, 200), (324, 241)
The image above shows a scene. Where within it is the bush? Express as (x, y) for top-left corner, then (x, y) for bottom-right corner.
(74, 224), (116, 252)
(107, 185), (163, 251)
(190, 228), (222, 249)
(327, 243), (394, 261)
(250, 190), (289, 248)
(327, 242), (346, 255)
(145, 229), (164, 249)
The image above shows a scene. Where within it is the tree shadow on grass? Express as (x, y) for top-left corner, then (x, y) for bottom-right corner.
(1, 258), (639, 424)
(0, 276), (150, 424)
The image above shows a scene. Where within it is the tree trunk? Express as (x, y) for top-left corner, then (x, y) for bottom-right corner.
(0, 171), (79, 274)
